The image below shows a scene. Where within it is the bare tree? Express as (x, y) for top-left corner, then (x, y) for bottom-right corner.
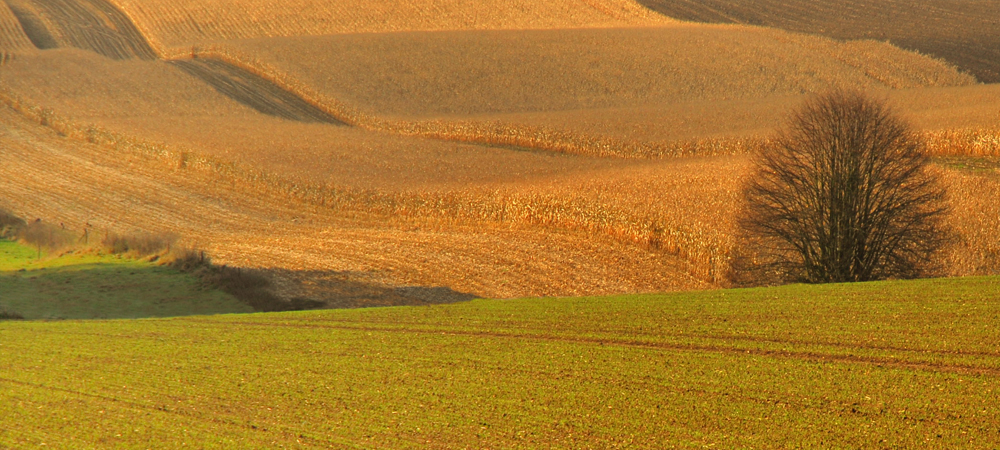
(740, 90), (949, 283)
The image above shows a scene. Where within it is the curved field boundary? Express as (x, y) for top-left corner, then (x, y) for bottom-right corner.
(0, 2), (31, 53)
(2, 0), (156, 59)
(635, 0), (1000, 82)
(106, 0), (674, 52)
(169, 59), (345, 125)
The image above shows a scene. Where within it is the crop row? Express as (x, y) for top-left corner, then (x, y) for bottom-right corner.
(3, 278), (1000, 447)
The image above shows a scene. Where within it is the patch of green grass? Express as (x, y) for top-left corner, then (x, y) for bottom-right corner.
(1, 276), (999, 447)
(0, 240), (253, 320)
(935, 156), (1000, 175)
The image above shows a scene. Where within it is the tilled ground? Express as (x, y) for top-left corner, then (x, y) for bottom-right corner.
(0, 106), (708, 304)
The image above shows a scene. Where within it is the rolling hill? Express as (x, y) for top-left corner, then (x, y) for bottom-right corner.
(637, 0), (1000, 82)
(4, 277), (1000, 447)
(0, 0), (998, 299)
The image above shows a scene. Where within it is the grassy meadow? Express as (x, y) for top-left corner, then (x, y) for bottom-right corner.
(0, 239), (251, 320)
(3, 276), (1000, 447)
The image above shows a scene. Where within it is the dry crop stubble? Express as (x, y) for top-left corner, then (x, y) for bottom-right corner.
(2, 4), (999, 293)
(3, 45), (1000, 288)
(0, 105), (710, 300)
(224, 26), (973, 120)
(105, 0), (673, 55)
(2, 0), (158, 60)
(166, 26), (989, 159)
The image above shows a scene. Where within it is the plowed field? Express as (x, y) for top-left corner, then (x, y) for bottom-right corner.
(637, 0), (1000, 82)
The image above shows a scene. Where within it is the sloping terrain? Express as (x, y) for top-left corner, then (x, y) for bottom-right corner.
(0, 2), (29, 56)
(169, 58), (344, 124)
(0, 105), (711, 300)
(3, 0), (156, 59)
(637, 0), (1000, 82)
(224, 26), (974, 119)
(4, 278), (1000, 447)
(107, 0), (673, 55)
(0, 0), (998, 299)
(0, 240), (253, 320)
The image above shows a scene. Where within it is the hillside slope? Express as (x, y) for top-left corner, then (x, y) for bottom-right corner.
(223, 26), (974, 119)
(0, 104), (712, 300)
(0, 2), (30, 55)
(637, 0), (1000, 82)
(106, 0), (673, 54)
(4, 278), (1000, 447)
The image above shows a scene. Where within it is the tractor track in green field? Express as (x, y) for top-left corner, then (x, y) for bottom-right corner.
(180, 319), (1000, 376)
(0, 375), (359, 448)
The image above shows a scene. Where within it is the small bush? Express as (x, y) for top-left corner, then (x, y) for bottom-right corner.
(164, 249), (322, 312)
(101, 231), (178, 257)
(0, 208), (26, 238)
(0, 309), (25, 321)
(19, 219), (76, 257)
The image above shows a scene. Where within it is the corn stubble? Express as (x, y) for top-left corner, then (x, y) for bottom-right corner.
(107, 0), (672, 54)
(1, 1), (999, 294)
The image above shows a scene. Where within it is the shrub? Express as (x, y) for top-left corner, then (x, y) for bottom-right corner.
(0, 309), (25, 321)
(101, 231), (178, 257)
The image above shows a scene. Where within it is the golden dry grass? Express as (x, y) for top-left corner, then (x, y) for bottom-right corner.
(105, 0), (673, 55)
(637, 0), (1000, 83)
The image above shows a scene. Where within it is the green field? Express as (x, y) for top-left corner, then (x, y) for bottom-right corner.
(0, 239), (252, 320)
(2, 276), (999, 448)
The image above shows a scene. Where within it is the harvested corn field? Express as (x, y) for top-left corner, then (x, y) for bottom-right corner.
(170, 58), (344, 124)
(222, 27), (974, 119)
(0, 105), (709, 300)
(106, 0), (673, 54)
(0, 0), (998, 299)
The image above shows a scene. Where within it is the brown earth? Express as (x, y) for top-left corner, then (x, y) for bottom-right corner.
(636, 0), (1000, 82)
